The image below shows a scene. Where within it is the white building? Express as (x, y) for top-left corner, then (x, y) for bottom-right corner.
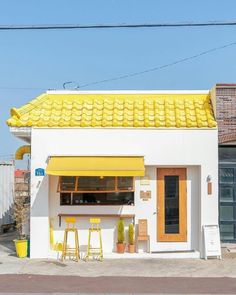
(7, 90), (219, 259)
(0, 161), (14, 232)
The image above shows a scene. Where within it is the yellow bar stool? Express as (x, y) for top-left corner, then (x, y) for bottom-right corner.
(85, 218), (103, 261)
(61, 217), (80, 262)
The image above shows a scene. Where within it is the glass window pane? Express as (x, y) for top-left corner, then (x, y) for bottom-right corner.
(71, 192), (134, 205)
(60, 176), (76, 191)
(164, 176), (179, 234)
(219, 147), (236, 163)
(106, 192), (134, 204)
(117, 177), (133, 190)
(60, 193), (71, 205)
(72, 193), (83, 205)
(220, 206), (234, 221)
(220, 168), (234, 183)
(220, 185), (234, 202)
(77, 177), (115, 191)
(220, 224), (234, 240)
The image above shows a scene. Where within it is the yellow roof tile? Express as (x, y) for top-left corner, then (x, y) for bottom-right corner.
(6, 92), (217, 128)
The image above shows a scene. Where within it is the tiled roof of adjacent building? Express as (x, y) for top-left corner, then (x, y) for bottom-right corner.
(15, 169), (30, 178)
(6, 91), (217, 128)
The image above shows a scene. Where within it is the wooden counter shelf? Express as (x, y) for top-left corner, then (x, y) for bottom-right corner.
(58, 213), (135, 227)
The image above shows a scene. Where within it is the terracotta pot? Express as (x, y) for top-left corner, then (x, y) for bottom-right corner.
(116, 243), (126, 253)
(128, 244), (135, 253)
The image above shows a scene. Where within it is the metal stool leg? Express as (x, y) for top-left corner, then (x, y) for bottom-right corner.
(99, 229), (103, 261)
(75, 229), (80, 261)
(61, 230), (68, 261)
(85, 229), (91, 261)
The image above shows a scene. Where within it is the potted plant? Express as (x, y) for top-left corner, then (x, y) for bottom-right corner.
(128, 223), (135, 253)
(116, 218), (125, 253)
(13, 195), (29, 258)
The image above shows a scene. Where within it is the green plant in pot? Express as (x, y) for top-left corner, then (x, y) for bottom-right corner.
(116, 219), (125, 253)
(128, 223), (135, 253)
(13, 195), (29, 258)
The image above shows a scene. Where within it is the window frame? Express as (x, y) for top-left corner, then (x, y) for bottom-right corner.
(58, 176), (135, 193)
(59, 191), (135, 206)
(219, 163), (236, 242)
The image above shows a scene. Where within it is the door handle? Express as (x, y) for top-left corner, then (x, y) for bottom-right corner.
(153, 212), (157, 215)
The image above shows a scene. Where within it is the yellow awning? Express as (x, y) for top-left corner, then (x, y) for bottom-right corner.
(46, 156), (145, 176)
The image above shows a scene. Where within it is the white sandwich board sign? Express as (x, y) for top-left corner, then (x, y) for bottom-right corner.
(203, 225), (221, 260)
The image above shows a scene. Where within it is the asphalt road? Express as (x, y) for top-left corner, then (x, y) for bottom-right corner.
(0, 275), (236, 293)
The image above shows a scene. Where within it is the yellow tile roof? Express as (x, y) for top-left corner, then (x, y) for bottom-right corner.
(6, 92), (217, 128)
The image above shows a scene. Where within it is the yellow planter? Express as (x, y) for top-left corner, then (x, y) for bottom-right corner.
(14, 239), (28, 258)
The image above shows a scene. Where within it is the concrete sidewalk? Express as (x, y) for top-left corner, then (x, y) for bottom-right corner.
(1, 231), (236, 278)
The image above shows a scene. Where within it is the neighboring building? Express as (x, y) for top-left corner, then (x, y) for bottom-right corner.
(14, 169), (30, 236)
(0, 161), (14, 232)
(14, 169), (30, 202)
(7, 90), (219, 259)
(212, 84), (236, 242)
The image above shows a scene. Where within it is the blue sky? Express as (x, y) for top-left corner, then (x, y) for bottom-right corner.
(1, 0), (236, 167)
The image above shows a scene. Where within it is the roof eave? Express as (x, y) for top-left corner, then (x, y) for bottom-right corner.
(9, 127), (31, 143)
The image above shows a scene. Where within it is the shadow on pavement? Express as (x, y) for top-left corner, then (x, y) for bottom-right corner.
(0, 230), (17, 257)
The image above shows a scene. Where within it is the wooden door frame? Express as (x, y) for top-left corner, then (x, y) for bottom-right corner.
(157, 168), (187, 242)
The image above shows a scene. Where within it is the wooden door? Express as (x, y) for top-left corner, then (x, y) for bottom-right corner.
(157, 168), (187, 242)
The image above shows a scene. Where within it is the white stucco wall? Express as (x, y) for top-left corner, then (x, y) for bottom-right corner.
(30, 128), (218, 258)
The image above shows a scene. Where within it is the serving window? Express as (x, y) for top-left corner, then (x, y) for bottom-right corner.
(58, 176), (134, 206)
(77, 177), (115, 191)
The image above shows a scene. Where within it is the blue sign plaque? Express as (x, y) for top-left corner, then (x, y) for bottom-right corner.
(35, 168), (45, 176)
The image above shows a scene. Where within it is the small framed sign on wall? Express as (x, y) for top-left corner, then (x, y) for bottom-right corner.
(140, 176), (150, 186)
(35, 168), (45, 176)
(140, 190), (151, 201)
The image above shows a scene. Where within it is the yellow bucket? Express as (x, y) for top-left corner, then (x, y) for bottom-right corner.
(14, 239), (28, 258)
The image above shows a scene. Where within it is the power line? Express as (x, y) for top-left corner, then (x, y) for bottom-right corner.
(0, 40), (235, 91)
(78, 40), (236, 88)
(1, 21), (236, 30)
